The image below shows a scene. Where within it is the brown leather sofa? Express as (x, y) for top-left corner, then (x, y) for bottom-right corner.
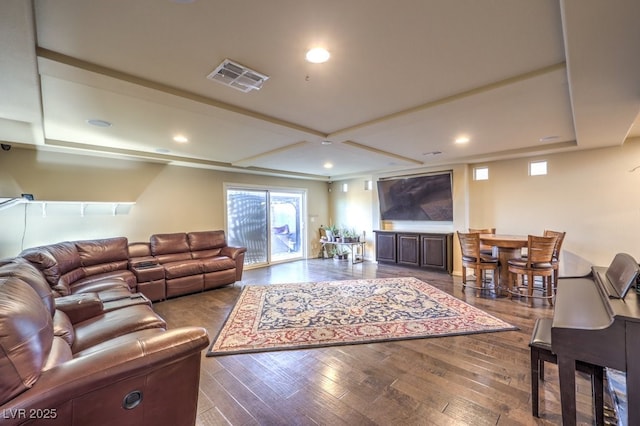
(0, 257), (209, 425)
(129, 230), (247, 300)
(20, 237), (136, 301)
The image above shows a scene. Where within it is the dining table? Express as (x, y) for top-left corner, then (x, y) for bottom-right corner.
(479, 234), (528, 295)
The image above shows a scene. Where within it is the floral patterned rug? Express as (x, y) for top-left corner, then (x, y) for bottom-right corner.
(207, 277), (516, 356)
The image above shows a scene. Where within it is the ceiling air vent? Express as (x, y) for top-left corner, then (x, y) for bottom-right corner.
(206, 59), (269, 93)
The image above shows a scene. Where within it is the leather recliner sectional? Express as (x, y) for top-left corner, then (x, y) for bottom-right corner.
(129, 230), (247, 300)
(19, 230), (247, 302)
(0, 257), (209, 425)
(0, 230), (243, 424)
(20, 237), (137, 302)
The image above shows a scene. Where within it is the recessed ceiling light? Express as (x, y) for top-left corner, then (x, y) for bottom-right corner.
(321, 140), (332, 145)
(173, 135), (189, 143)
(86, 119), (112, 128)
(455, 136), (470, 144)
(306, 48), (330, 64)
(323, 162), (333, 169)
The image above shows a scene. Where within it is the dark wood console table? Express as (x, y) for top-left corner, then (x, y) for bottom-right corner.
(373, 231), (453, 273)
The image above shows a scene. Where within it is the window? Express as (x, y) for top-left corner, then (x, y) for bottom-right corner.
(529, 160), (547, 176)
(473, 166), (489, 181)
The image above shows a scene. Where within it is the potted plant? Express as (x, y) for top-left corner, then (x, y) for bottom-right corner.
(342, 228), (358, 243)
(323, 224), (339, 242)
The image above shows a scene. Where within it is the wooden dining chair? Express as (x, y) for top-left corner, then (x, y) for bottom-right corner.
(469, 227), (496, 256)
(457, 231), (499, 293)
(507, 234), (558, 306)
(521, 230), (566, 297)
(543, 229), (566, 291)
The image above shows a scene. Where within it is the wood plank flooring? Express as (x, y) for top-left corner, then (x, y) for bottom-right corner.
(153, 259), (598, 425)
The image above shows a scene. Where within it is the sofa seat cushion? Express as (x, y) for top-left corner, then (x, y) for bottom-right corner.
(72, 328), (165, 358)
(71, 305), (166, 353)
(72, 270), (136, 290)
(69, 275), (132, 295)
(42, 336), (73, 371)
(155, 252), (192, 264)
(82, 260), (130, 280)
(163, 260), (203, 279)
(201, 256), (236, 273)
(58, 268), (88, 293)
(191, 249), (222, 259)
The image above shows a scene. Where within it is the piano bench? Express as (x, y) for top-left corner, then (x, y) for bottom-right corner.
(529, 318), (604, 425)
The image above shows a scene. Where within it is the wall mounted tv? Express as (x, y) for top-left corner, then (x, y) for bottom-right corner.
(377, 171), (453, 221)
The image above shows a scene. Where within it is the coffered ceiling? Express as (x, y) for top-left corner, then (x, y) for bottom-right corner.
(1, 0), (639, 180)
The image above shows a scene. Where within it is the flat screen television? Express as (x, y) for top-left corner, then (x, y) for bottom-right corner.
(377, 171), (453, 221)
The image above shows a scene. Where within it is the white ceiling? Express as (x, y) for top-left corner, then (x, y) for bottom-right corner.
(1, 0), (639, 180)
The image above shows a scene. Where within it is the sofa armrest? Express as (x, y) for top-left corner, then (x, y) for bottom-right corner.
(1, 327), (210, 426)
(221, 246), (247, 281)
(220, 245), (247, 260)
(54, 293), (104, 324)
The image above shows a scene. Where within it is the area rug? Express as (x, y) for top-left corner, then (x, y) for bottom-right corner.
(207, 277), (516, 356)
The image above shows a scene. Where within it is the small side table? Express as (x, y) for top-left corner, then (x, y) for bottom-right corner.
(320, 241), (365, 264)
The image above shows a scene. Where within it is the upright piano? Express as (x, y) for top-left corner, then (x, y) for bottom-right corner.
(552, 254), (640, 425)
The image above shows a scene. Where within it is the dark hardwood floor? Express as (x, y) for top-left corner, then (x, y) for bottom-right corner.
(153, 259), (597, 426)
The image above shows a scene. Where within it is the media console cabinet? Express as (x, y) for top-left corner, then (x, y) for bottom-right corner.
(373, 231), (453, 273)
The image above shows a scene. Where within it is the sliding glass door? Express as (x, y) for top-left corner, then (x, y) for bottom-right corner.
(225, 185), (306, 267)
(270, 191), (303, 262)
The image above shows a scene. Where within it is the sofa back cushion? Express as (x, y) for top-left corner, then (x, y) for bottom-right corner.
(20, 243), (85, 296)
(188, 231), (226, 258)
(0, 276), (53, 406)
(19, 246), (60, 285)
(150, 233), (190, 254)
(150, 233), (193, 263)
(45, 242), (82, 275)
(76, 237), (129, 276)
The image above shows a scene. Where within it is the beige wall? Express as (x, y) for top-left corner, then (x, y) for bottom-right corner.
(468, 138), (640, 267)
(4, 139), (639, 270)
(327, 178), (375, 257)
(0, 147), (329, 258)
(328, 165), (467, 263)
(329, 139), (640, 274)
